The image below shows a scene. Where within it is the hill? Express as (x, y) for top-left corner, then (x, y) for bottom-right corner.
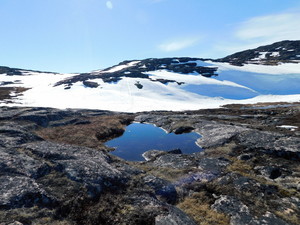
(0, 41), (300, 112)
(216, 40), (300, 66)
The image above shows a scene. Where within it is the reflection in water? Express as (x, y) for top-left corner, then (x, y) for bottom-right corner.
(105, 123), (202, 161)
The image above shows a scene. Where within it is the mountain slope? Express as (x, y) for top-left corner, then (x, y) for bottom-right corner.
(0, 41), (300, 112)
(216, 40), (300, 66)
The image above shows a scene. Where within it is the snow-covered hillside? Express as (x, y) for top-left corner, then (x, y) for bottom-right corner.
(216, 40), (300, 66)
(0, 57), (300, 112)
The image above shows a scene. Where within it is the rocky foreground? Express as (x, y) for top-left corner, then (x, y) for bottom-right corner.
(0, 103), (300, 225)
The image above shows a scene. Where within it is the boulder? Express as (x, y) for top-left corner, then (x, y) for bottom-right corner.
(143, 175), (177, 204)
(83, 81), (99, 88)
(197, 157), (231, 174)
(155, 206), (197, 225)
(212, 195), (288, 225)
(173, 126), (194, 134)
(150, 153), (196, 169)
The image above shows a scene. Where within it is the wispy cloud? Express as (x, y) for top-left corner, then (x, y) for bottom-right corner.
(106, 1), (113, 10)
(158, 37), (201, 52)
(236, 11), (300, 44)
(213, 10), (300, 57)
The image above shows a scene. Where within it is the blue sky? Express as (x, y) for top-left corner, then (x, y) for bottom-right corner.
(1, 0), (300, 73)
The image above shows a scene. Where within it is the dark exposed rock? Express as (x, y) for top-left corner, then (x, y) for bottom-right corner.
(149, 153), (197, 169)
(237, 130), (300, 159)
(0, 81), (15, 86)
(0, 176), (54, 209)
(54, 57), (218, 87)
(167, 149), (182, 154)
(95, 127), (125, 140)
(255, 166), (283, 180)
(0, 123), (43, 147)
(217, 173), (279, 198)
(143, 175), (177, 204)
(174, 171), (217, 187)
(155, 205), (197, 225)
(0, 104), (299, 224)
(212, 195), (289, 225)
(238, 153), (253, 160)
(22, 141), (124, 190)
(83, 80), (99, 88)
(134, 81), (143, 89)
(216, 40), (300, 66)
(173, 126), (194, 134)
(0, 67), (23, 75)
(197, 157), (231, 174)
(0, 148), (50, 178)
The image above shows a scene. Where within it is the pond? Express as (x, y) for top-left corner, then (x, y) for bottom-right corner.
(105, 123), (202, 161)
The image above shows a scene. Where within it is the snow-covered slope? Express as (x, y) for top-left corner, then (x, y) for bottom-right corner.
(0, 58), (299, 112)
(1, 40), (300, 112)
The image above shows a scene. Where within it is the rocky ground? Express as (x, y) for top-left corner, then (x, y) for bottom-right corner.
(0, 103), (299, 225)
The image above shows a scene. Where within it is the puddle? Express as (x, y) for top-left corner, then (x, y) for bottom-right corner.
(105, 123), (202, 161)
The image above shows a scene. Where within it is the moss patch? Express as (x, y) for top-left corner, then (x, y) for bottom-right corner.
(177, 192), (230, 225)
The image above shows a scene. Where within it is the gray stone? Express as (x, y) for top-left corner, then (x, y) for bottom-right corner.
(150, 153), (196, 169)
(0, 148), (50, 178)
(212, 195), (288, 225)
(0, 176), (53, 209)
(23, 141), (124, 197)
(143, 175), (177, 204)
(174, 171), (217, 187)
(0, 123), (43, 147)
(155, 206), (197, 225)
(237, 130), (300, 156)
(195, 122), (248, 148)
(173, 126), (194, 134)
(197, 157), (231, 174)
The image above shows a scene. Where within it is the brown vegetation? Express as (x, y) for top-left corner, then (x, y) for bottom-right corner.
(35, 115), (134, 150)
(177, 192), (230, 225)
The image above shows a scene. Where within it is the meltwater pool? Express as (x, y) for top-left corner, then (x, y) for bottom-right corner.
(105, 123), (202, 161)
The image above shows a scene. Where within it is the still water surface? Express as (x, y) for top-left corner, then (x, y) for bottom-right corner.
(105, 123), (202, 161)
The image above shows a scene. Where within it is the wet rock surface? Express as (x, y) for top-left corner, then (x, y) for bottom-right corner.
(0, 103), (300, 224)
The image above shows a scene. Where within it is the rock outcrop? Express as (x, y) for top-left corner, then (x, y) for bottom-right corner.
(0, 103), (300, 224)
(54, 57), (218, 87)
(216, 40), (300, 66)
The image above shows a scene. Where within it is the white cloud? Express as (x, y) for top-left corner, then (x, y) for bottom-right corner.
(213, 10), (300, 57)
(158, 37), (200, 52)
(236, 11), (300, 43)
(106, 1), (113, 10)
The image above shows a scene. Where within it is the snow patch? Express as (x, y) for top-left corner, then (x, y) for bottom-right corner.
(277, 125), (298, 131)
(258, 52), (268, 59)
(146, 70), (256, 92)
(270, 52), (280, 57)
(102, 61), (140, 73)
(209, 61), (300, 75)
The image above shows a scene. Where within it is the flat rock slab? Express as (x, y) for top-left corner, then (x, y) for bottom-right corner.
(0, 176), (53, 209)
(23, 142), (123, 189)
(212, 195), (288, 225)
